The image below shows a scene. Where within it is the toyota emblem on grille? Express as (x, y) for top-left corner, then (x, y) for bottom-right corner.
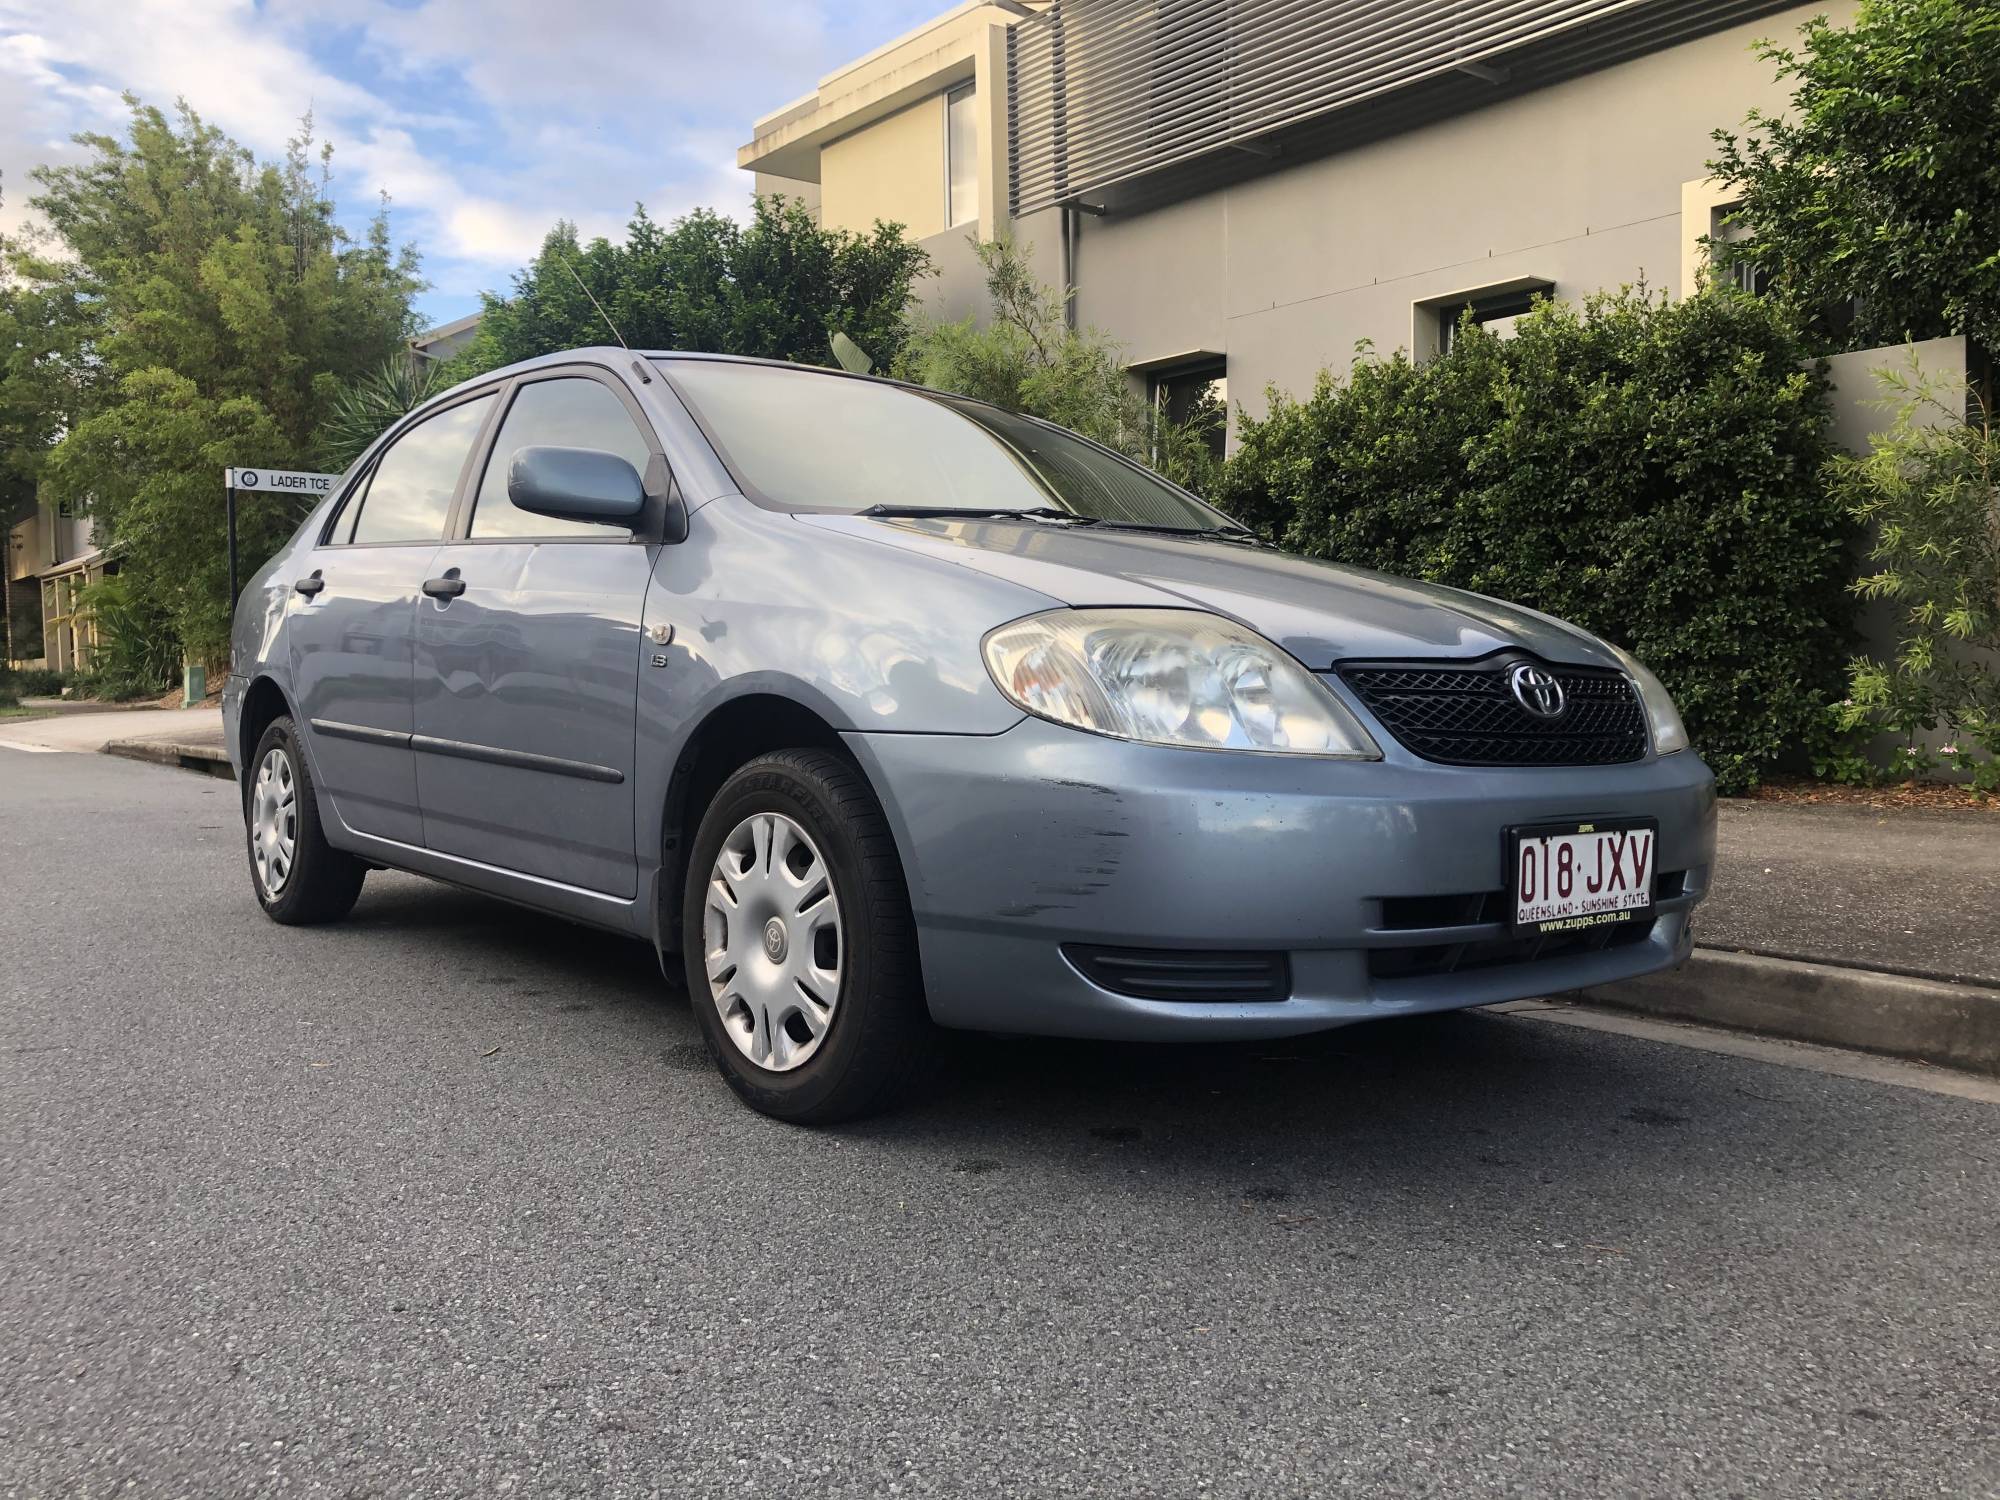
(1509, 663), (1567, 719)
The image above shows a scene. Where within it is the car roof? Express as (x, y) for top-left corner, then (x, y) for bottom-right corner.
(432, 346), (923, 399)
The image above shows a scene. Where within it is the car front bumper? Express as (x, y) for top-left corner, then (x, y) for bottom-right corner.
(844, 718), (1716, 1041)
(220, 673), (247, 777)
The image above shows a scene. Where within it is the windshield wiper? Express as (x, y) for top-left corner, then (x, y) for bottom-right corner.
(856, 504), (1100, 524)
(854, 504), (1263, 543)
(1082, 517), (1268, 544)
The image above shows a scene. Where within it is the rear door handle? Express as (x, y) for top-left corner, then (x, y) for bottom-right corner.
(294, 572), (325, 597)
(421, 575), (465, 599)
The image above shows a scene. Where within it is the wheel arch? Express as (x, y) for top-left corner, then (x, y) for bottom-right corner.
(238, 675), (297, 789)
(655, 691), (880, 958)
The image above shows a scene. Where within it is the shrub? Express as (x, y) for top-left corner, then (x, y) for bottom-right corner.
(1828, 362), (2000, 792)
(77, 573), (178, 700)
(1215, 287), (1851, 793)
(14, 667), (67, 697)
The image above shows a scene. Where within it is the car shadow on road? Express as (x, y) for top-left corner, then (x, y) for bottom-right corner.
(334, 877), (1863, 1214)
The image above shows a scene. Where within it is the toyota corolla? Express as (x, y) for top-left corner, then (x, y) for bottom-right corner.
(224, 349), (1715, 1122)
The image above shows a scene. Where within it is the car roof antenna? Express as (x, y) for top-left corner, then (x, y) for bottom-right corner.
(556, 251), (629, 350)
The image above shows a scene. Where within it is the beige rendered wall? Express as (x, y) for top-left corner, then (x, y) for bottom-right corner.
(755, 173), (821, 217)
(6, 504), (91, 581)
(1053, 1), (1857, 433)
(821, 96), (948, 241)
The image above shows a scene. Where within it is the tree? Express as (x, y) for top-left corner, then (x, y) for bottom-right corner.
(1708, 0), (2000, 354)
(1, 170), (95, 662)
(443, 196), (931, 382)
(11, 99), (423, 672)
(896, 236), (1222, 495)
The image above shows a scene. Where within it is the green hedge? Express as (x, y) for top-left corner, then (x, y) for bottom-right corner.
(1214, 287), (1853, 792)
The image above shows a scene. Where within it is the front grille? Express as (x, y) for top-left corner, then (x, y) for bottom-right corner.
(1378, 872), (1685, 932)
(1376, 868), (1688, 928)
(1064, 945), (1291, 1002)
(1337, 658), (1647, 766)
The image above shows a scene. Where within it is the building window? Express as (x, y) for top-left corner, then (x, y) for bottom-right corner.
(1709, 204), (1772, 297)
(1707, 198), (1857, 336)
(1415, 278), (1554, 360)
(1148, 358), (1228, 465)
(946, 83), (978, 229)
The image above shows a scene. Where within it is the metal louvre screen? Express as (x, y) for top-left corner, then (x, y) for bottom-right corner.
(1006, 0), (1654, 216)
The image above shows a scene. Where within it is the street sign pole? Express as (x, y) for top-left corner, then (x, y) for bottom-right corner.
(226, 485), (240, 616)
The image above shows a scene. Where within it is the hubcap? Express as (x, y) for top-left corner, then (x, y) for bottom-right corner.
(702, 811), (843, 1073)
(251, 746), (298, 897)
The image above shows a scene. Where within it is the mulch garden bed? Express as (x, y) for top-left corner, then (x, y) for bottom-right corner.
(1732, 779), (1998, 813)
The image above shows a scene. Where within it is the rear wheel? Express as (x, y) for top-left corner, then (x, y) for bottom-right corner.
(246, 716), (366, 925)
(682, 748), (930, 1124)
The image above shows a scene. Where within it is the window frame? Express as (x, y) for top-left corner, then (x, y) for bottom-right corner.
(317, 384), (504, 549)
(1413, 277), (1555, 362)
(944, 81), (978, 231)
(1145, 356), (1229, 465)
(451, 365), (667, 546)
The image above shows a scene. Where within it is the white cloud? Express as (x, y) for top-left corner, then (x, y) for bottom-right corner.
(0, 0), (940, 311)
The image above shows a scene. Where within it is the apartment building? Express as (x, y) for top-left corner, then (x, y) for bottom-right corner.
(739, 0), (1892, 451)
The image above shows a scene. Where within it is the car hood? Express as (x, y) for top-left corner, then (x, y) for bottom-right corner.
(801, 513), (1618, 670)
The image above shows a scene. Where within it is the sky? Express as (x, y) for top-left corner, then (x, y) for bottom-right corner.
(0, 0), (943, 327)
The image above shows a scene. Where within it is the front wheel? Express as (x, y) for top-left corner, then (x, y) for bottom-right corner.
(682, 749), (931, 1124)
(246, 716), (366, 925)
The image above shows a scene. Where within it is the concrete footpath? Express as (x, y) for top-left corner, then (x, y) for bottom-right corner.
(0, 703), (232, 777)
(5, 703), (1996, 1076)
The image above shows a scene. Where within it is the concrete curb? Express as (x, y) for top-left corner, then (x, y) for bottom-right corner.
(102, 739), (235, 781)
(1581, 948), (2000, 1078)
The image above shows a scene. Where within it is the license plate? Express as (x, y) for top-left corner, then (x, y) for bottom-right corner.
(1507, 818), (1656, 935)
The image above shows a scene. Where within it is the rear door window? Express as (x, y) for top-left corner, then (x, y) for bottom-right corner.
(343, 394), (495, 545)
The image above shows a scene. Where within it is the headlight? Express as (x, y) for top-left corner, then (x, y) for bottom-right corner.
(982, 608), (1381, 757)
(1609, 643), (1689, 755)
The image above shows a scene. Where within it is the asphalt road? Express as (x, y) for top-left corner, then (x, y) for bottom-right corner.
(4, 752), (1996, 1499)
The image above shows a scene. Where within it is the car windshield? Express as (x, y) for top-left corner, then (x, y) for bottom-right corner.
(659, 358), (1234, 532)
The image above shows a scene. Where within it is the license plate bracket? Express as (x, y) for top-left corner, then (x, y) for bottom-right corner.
(1505, 817), (1658, 936)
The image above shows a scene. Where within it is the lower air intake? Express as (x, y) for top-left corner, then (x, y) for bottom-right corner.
(1064, 945), (1291, 1003)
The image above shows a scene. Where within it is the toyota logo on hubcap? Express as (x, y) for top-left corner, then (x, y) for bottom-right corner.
(1509, 663), (1567, 719)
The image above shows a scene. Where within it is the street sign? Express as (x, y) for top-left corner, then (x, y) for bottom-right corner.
(221, 466), (344, 610)
(223, 466), (340, 496)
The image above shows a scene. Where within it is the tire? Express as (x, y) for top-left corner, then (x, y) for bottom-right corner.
(245, 715), (367, 926)
(681, 748), (931, 1124)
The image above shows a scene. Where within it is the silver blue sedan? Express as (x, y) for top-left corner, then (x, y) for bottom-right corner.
(224, 350), (1714, 1122)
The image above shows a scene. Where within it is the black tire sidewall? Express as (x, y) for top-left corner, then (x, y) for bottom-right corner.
(681, 754), (900, 1120)
(246, 716), (350, 923)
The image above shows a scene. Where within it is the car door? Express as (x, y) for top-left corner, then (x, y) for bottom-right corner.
(287, 390), (498, 846)
(411, 369), (659, 897)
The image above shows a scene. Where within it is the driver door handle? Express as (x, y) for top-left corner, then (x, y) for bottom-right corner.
(421, 575), (466, 599)
(294, 572), (325, 597)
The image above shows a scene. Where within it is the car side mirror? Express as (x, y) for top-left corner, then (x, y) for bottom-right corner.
(507, 445), (646, 526)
